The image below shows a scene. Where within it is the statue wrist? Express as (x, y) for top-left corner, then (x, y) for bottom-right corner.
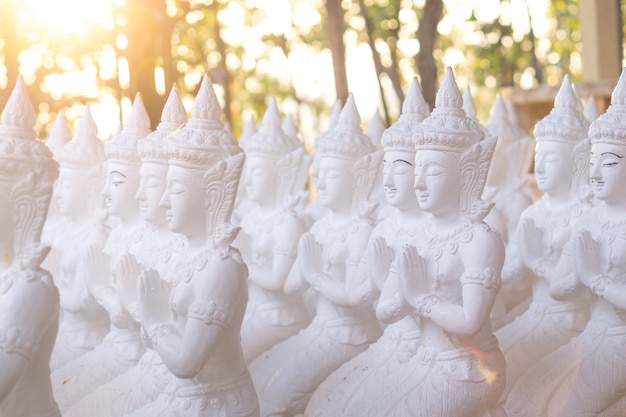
(414, 294), (440, 318)
(589, 275), (611, 296)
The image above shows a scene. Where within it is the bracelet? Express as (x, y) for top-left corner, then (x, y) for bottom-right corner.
(147, 323), (173, 348)
(414, 294), (440, 318)
(311, 273), (326, 291)
(531, 259), (551, 278)
(589, 275), (611, 296)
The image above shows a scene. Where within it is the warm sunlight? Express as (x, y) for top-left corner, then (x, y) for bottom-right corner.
(15, 0), (118, 36)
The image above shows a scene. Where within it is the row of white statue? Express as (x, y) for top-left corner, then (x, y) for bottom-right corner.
(0, 62), (625, 417)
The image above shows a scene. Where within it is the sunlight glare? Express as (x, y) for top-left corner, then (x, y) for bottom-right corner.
(17, 0), (115, 36)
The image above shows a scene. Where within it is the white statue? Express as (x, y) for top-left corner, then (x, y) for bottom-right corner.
(496, 75), (591, 401)
(505, 68), (626, 417)
(346, 68), (506, 417)
(63, 85), (188, 417)
(127, 74), (259, 417)
(51, 94), (151, 412)
(47, 106), (110, 370)
(302, 99), (343, 228)
(485, 95), (536, 319)
(303, 77), (429, 417)
(584, 94), (600, 123)
(485, 94), (535, 243)
(41, 111), (72, 261)
(0, 78), (61, 416)
(462, 87), (508, 242)
(237, 98), (311, 364)
(249, 94), (382, 417)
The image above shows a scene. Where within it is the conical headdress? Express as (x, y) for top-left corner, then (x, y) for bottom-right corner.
(139, 84), (187, 164)
(589, 68), (626, 145)
(104, 93), (151, 164)
(315, 94), (376, 159)
(382, 77), (429, 151)
(242, 98), (301, 157)
(168, 74), (241, 169)
(534, 75), (588, 144)
(414, 68), (485, 151)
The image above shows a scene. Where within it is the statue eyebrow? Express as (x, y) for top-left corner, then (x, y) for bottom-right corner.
(600, 152), (623, 158)
(110, 170), (127, 177)
(393, 159), (413, 165)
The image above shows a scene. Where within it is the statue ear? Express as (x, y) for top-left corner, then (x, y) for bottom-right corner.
(276, 147), (309, 209)
(352, 149), (383, 214)
(201, 152), (245, 237)
(572, 138), (592, 203)
(459, 136), (497, 222)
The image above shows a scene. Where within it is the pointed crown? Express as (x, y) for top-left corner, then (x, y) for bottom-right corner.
(315, 94), (376, 159)
(0, 78), (57, 178)
(382, 78), (429, 151)
(57, 106), (105, 168)
(534, 75), (589, 145)
(104, 93), (151, 164)
(46, 112), (71, 153)
(486, 94), (517, 141)
(139, 84), (187, 164)
(242, 98), (301, 158)
(366, 110), (385, 148)
(414, 68), (484, 151)
(168, 74), (241, 169)
(589, 68), (626, 145)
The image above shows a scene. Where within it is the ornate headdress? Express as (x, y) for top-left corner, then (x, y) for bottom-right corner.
(414, 68), (485, 152)
(242, 98), (301, 158)
(46, 111), (71, 156)
(534, 75), (589, 144)
(381, 77), (429, 152)
(315, 94), (377, 159)
(168, 74), (244, 242)
(584, 95), (600, 123)
(486, 94), (516, 142)
(0, 77), (59, 268)
(366, 109), (385, 148)
(315, 94), (382, 217)
(139, 84), (187, 165)
(56, 106), (104, 169)
(589, 67), (626, 145)
(168, 74), (241, 169)
(104, 93), (151, 164)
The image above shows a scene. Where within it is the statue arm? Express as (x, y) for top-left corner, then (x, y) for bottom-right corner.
(424, 231), (503, 336)
(501, 227), (530, 283)
(549, 240), (586, 301)
(150, 259), (244, 379)
(249, 217), (304, 292)
(0, 279), (58, 401)
(316, 223), (373, 307)
(376, 262), (411, 323)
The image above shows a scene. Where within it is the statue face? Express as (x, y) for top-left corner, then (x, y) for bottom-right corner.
(135, 162), (168, 227)
(160, 165), (206, 236)
(590, 143), (626, 204)
(56, 167), (88, 219)
(102, 161), (140, 220)
(414, 150), (461, 216)
(243, 155), (277, 206)
(382, 150), (417, 210)
(534, 141), (573, 196)
(316, 156), (353, 211)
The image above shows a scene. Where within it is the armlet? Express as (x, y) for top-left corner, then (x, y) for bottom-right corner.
(187, 300), (232, 329)
(460, 267), (501, 291)
(0, 326), (36, 360)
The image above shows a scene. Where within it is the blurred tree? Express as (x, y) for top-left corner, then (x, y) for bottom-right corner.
(0, 0), (592, 139)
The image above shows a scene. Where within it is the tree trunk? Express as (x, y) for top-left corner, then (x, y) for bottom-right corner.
(416, 0), (443, 110)
(358, 0), (390, 126)
(123, 0), (170, 129)
(325, 0), (349, 103)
